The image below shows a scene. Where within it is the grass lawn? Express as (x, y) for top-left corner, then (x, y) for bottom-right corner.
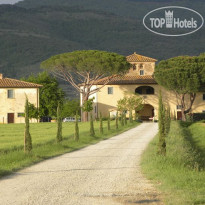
(0, 120), (139, 178)
(141, 121), (205, 205)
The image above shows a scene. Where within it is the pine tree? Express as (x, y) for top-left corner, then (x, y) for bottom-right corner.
(56, 102), (63, 143)
(158, 91), (166, 156)
(90, 112), (95, 137)
(116, 111), (119, 129)
(24, 97), (32, 153)
(107, 112), (111, 131)
(74, 111), (79, 141)
(100, 112), (103, 134)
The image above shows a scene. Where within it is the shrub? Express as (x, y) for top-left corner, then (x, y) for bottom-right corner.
(193, 113), (205, 122)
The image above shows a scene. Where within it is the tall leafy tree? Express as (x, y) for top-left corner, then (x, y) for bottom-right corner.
(22, 72), (64, 118)
(117, 95), (143, 122)
(62, 99), (80, 118)
(155, 54), (205, 121)
(41, 50), (130, 121)
(24, 97), (32, 153)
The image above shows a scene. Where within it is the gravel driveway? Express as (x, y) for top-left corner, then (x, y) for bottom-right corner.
(0, 123), (163, 205)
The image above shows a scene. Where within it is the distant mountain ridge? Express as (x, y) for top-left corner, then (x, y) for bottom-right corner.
(0, 0), (204, 97)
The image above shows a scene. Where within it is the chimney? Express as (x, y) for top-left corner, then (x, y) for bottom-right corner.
(0, 73), (3, 79)
(134, 52), (136, 54)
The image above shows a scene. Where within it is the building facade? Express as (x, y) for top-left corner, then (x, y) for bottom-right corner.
(0, 74), (42, 124)
(87, 53), (205, 120)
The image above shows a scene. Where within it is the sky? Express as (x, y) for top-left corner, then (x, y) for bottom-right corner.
(0, 0), (23, 4)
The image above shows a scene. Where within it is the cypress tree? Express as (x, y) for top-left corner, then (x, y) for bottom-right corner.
(56, 102), (63, 143)
(120, 112), (124, 126)
(116, 111), (119, 129)
(129, 109), (133, 123)
(165, 106), (171, 135)
(90, 112), (95, 137)
(100, 112), (103, 134)
(24, 97), (32, 153)
(107, 112), (111, 131)
(74, 111), (79, 141)
(158, 91), (166, 155)
(124, 113), (127, 125)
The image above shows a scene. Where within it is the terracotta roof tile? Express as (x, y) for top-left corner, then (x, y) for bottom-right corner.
(126, 52), (157, 62)
(94, 75), (157, 85)
(0, 78), (42, 88)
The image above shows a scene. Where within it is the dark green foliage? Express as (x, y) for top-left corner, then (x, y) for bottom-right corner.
(24, 98), (32, 153)
(62, 99), (80, 118)
(90, 113), (95, 137)
(158, 91), (166, 155)
(107, 113), (111, 131)
(82, 98), (94, 113)
(155, 55), (205, 121)
(193, 113), (205, 122)
(74, 112), (79, 141)
(56, 102), (63, 143)
(82, 98), (94, 122)
(99, 112), (103, 134)
(116, 111), (119, 130)
(22, 72), (64, 118)
(28, 103), (39, 120)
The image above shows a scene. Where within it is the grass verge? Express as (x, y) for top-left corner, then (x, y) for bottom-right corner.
(0, 120), (139, 178)
(141, 121), (205, 205)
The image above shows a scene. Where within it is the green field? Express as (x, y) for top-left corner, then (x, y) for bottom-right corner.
(0, 120), (139, 178)
(141, 121), (205, 205)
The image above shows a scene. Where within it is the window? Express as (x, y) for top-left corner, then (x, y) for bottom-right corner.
(7, 89), (14, 99)
(133, 64), (136, 70)
(203, 94), (205, 100)
(139, 64), (143, 69)
(108, 87), (113, 95)
(18, 113), (24, 117)
(140, 70), (144, 76)
(135, 86), (154, 95)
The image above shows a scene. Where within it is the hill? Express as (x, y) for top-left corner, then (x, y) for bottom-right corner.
(0, 0), (204, 97)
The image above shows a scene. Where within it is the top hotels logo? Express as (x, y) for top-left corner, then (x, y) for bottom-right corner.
(143, 6), (204, 36)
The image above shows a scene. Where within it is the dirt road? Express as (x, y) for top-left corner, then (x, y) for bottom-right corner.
(0, 123), (163, 205)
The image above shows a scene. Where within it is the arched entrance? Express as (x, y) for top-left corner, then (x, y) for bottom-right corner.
(138, 104), (154, 121)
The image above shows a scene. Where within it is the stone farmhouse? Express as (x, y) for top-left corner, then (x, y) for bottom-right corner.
(88, 52), (205, 120)
(0, 74), (42, 124)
